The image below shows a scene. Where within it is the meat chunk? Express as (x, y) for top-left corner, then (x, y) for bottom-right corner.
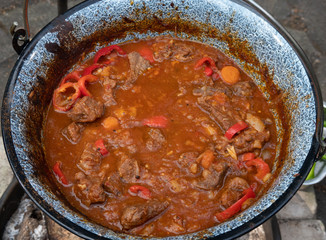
(232, 81), (253, 97)
(177, 152), (201, 176)
(145, 129), (166, 152)
(177, 152), (198, 168)
(62, 122), (84, 143)
(231, 128), (270, 154)
(104, 172), (123, 196)
(197, 96), (242, 132)
(118, 155), (140, 183)
(153, 41), (193, 62)
(121, 201), (169, 230)
(220, 177), (250, 208)
(67, 96), (104, 122)
(193, 162), (228, 190)
(102, 77), (117, 107)
(106, 130), (137, 154)
(122, 52), (151, 90)
(74, 171), (106, 206)
(172, 43), (194, 61)
(78, 143), (102, 172)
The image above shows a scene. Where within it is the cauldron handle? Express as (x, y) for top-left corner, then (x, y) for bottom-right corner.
(303, 104), (326, 185)
(10, 0), (68, 55)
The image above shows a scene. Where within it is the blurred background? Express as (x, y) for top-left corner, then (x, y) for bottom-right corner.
(0, 0), (325, 239)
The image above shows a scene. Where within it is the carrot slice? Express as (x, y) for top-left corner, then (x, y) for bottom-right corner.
(221, 66), (240, 85)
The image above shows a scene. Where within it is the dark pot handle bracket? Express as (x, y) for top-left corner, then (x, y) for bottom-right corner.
(10, 0), (68, 55)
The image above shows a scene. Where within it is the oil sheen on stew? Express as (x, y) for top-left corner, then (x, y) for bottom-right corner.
(43, 37), (279, 237)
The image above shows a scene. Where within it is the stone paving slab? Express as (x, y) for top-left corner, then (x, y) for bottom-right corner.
(0, 138), (13, 197)
(276, 185), (317, 220)
(278, 219), (326, 240)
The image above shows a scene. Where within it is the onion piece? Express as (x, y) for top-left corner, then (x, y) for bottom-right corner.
(246, 113), (265, 132)
(226, 145), (237, 160)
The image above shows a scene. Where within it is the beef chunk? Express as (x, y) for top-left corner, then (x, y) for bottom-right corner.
(122, 52), (151, 90)
(106, 130), (137, 154)
(118, 154), (140, 183)
(78, 143), (102, 172)
(121, 201), (169, 229)
(102, 77), (117, 107)
(178, 152), (199, 167)
(193, 85), (231, 97)
(177, 152), (198, 168)
(220, 177), (249, 208)
(193, 162), (228, 190)
(172, 43), (194, 61)
(153, 41), (193, 62)
(68, 96), (104, 122)
(197, 96), (242, 131)
(232, 128), (270, 154)
(62, 122), (84, 143)
(146, 129), (166, 152)
(177, 152), (202, 176)
(104, 172), (123, 196)
(74, 171), (106, 206)
(232, 81), (253, 97)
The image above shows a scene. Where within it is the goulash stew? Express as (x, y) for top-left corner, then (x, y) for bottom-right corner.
(44, 37), (279, 237)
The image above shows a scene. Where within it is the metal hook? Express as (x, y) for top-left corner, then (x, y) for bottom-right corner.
(10, 0), (30, 54)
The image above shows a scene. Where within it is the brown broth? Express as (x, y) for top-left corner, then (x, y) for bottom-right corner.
(43, 37), (278, 237)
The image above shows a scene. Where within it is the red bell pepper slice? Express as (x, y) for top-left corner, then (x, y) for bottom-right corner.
(142, 115), (169, 128)
(77, 74), (99, 97)
(53, 161), (68, 185)
(95, 139), (109, 156)
(60, 71), (81, 86)
(93, 45), (126, 63)
(224, 121), (248, 140)
(82, 63), (103, 76)
(195, 57), (218, 77)
(138, 47), (155, 63)
(244, 158), (271, 181)
(204, 66), (213, 76)
(216, 187), (256, 222)
(82, 60), (112, 76)
(128, 185), (151, 200)
(53, 82), (81, 112)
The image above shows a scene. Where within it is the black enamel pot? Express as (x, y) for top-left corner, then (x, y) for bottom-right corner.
(1, 0), (325, 239)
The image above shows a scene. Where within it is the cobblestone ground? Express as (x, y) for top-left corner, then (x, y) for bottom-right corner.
(0, 0), (325, 239)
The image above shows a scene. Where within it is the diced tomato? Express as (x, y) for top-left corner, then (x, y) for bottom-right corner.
(242, 152), (256, 162)
(142, 115), (168, 128)
(129, 185), (151, 200)
(224, 121), (248, 140)
(77, 74), (99, 97)
(215, 187), (255, 222)
(95, 139), (109, 156)
(139, 47), (155, 63)
(53, 161), (68, 185)
(53, 82), (81, 112)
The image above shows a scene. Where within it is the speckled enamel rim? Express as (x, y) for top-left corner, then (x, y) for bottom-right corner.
(1, 0), (324, 239)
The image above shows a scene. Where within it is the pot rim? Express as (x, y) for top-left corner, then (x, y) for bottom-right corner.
(1, 0), (324, 239)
